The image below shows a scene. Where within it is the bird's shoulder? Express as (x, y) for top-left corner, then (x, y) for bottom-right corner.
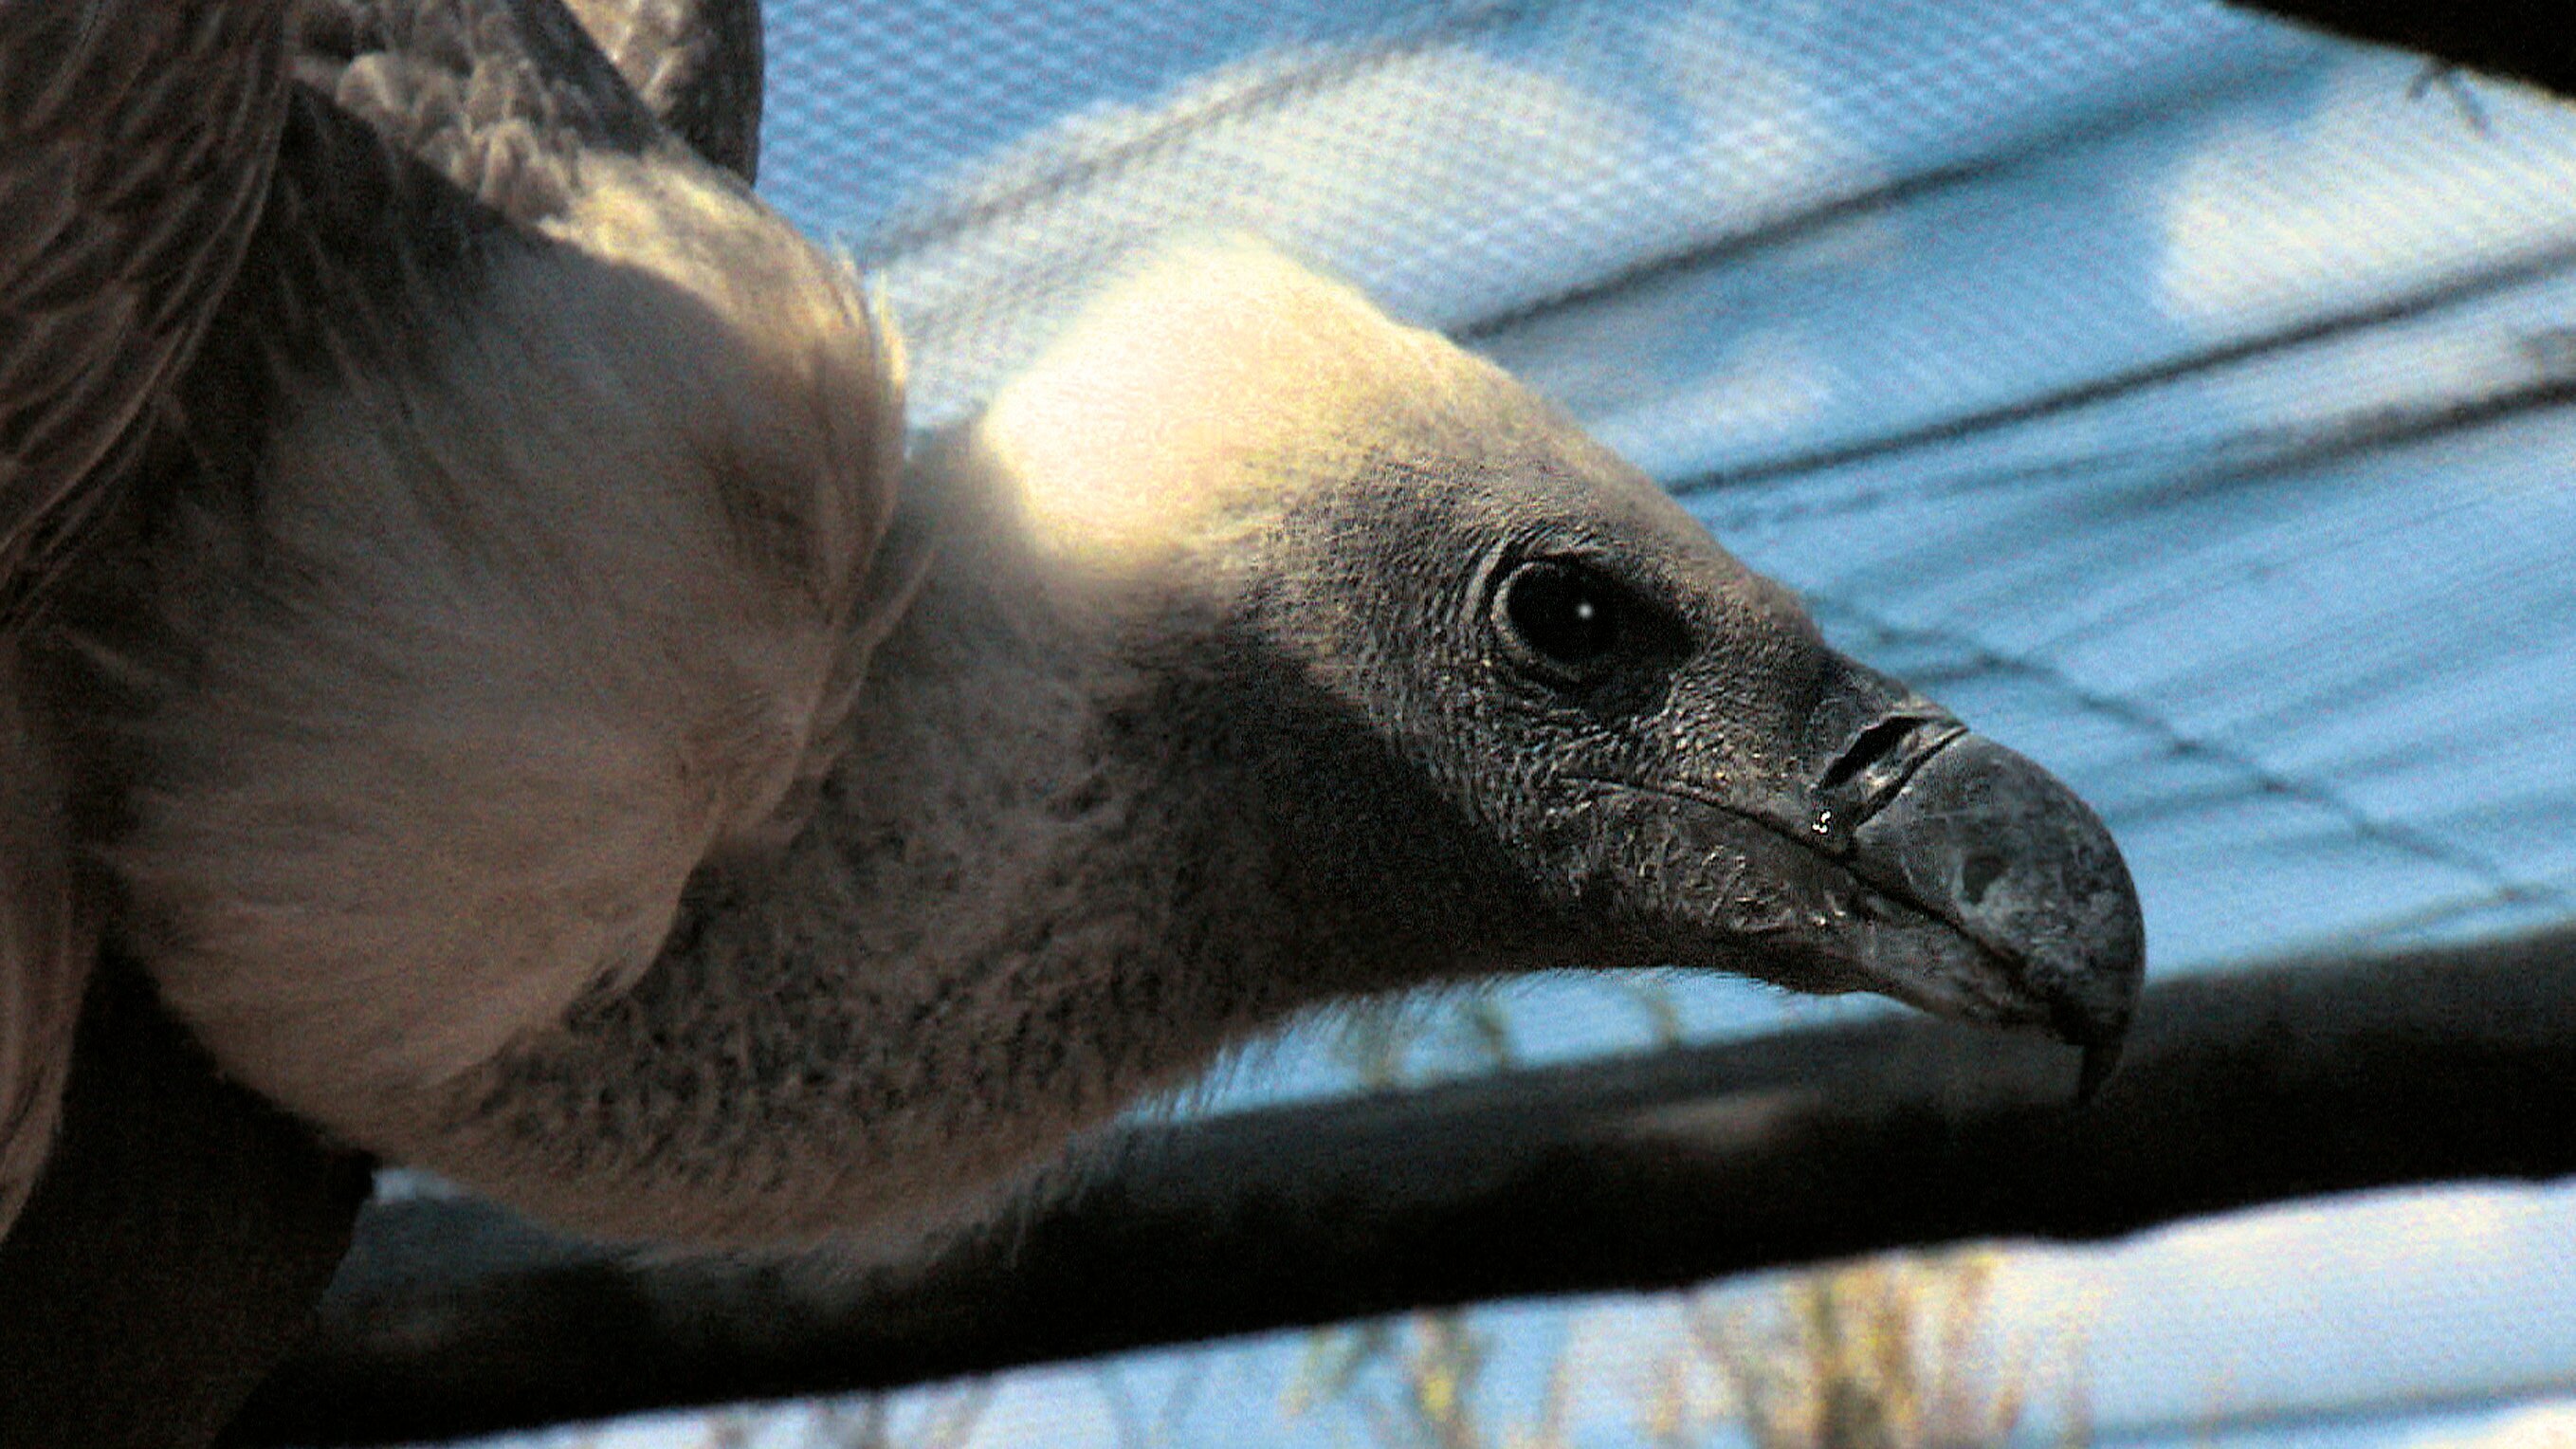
(0, 0), (297, 622)
(558, 0), (765, 181)
(295, 0), (667, 225)
(46, 0), (913, 1138)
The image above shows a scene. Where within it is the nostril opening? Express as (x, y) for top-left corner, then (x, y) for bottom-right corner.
(1960, 852), (2007, 908)
(1819, 717), (1923, 796)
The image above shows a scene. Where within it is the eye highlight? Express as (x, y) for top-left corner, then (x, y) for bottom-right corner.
(1491, 557), (1680, 691)
(1502, 560), (1617, 669)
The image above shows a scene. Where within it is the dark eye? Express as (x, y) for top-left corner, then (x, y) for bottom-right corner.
(1502, 560), (1617, 665)
(1494, 559), (1649, 687)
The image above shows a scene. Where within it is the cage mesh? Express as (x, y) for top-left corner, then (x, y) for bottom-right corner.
(727, 4), (2576, 1440)
(753, 0), (2576, 980)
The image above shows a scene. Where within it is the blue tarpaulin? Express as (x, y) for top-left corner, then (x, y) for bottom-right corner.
(762, 0), (2576, 983)
(689, 2), (2576, 1441)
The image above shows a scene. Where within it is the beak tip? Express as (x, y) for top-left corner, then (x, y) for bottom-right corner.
(1845, 726), (2147, 1080)
(2045, 901), (2144, 1104)
(2047, 909), (2141, 1105)
(2073, 1032), (2126, 1106)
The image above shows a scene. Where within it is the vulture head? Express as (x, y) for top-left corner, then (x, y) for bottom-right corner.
(968, 240), (2139, 1040)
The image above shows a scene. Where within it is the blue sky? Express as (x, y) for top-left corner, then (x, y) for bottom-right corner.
(471, 2), (2576, 1443)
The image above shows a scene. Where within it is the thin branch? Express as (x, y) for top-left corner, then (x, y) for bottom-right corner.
(230, 927), (2576, 1446)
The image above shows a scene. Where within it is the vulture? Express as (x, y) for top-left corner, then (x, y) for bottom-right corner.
(0, 0), (2145, 1268)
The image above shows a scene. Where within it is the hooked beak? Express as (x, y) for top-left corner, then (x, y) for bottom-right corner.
(1830, 722), (2145, 1095)
(1581, 681), (2143, 1094)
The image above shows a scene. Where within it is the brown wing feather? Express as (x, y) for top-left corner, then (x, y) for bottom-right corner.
(0, 0), (295, 1239)
(560, 0), (766, 180)
(0, 652), (77, 1238)
(0, 0), (294, 620)
(296, 0), (669, 224)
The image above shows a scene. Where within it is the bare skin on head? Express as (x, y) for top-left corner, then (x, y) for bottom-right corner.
(2, 0), (2143, 1251)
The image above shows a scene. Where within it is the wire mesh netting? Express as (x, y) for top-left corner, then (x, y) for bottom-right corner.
(760, 0), (2576, 988)
(547, 1), (2576, 1443)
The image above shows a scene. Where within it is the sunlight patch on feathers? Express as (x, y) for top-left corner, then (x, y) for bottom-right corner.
(977, 237), (1466, 572)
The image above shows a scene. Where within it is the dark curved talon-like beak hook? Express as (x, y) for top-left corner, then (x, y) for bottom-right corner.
(1837, 721), (2147, 1097)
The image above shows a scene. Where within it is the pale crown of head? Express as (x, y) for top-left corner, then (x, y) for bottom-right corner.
(975, 237), (1480, 573)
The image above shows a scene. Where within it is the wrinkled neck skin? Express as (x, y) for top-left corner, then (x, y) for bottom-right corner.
(436, 433), (1567, 1250)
